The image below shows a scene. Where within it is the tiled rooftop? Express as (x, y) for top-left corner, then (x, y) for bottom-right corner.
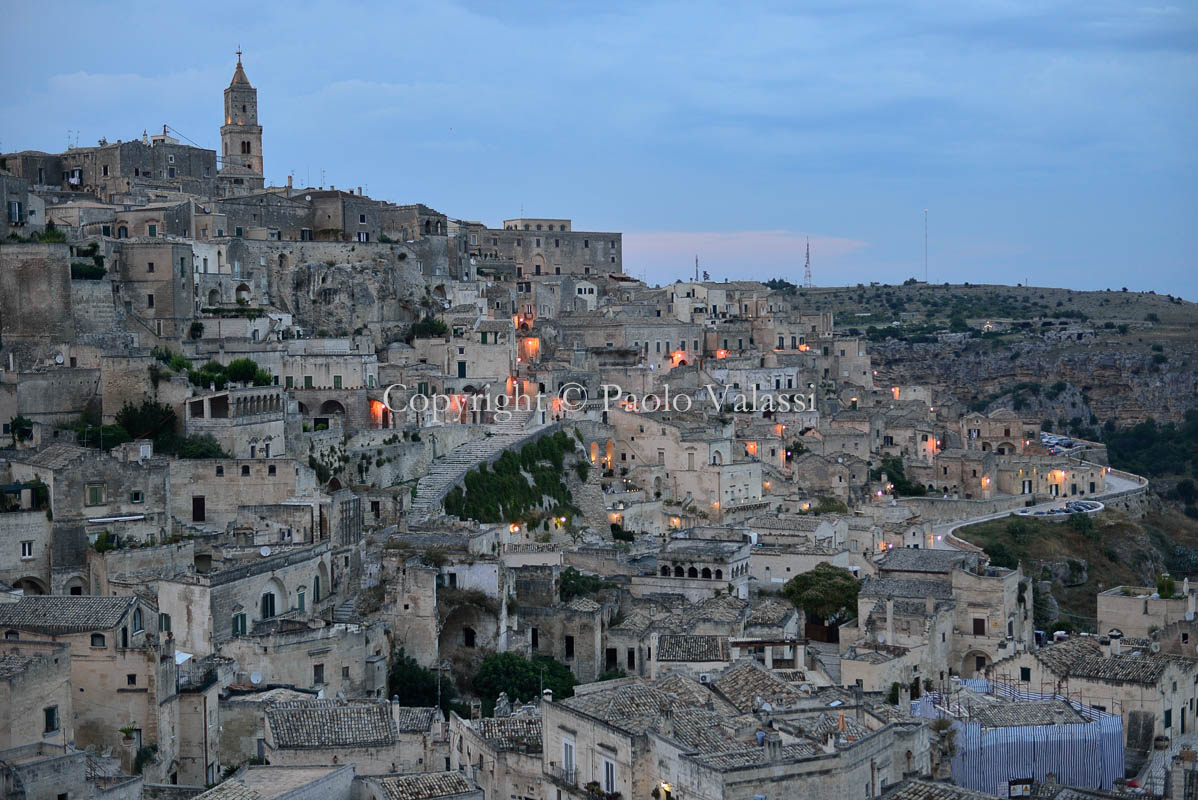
(657, 635), (730, 662)
(393, 706), (439, 732)
(473, 715), (542, 752)
(859, 576), (954, 600)
(971, 700), (1086, 728)
(1032, 637), (1188, 685)
(877, 548), (974, 574)
(373, 772), (476, 800)
(0, 596), (136, 634)
(713, 659), (802, 713)
(267, 701), (397, 749)
(883, 779), (999, 799)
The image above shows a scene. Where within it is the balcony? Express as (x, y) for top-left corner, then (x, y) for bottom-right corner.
(548, 764), (577, 788)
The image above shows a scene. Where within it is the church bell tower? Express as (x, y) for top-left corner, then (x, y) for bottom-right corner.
(219, 50), (264, 189)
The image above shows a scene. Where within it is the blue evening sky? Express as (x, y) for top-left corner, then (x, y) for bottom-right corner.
(2, 1), (1195, 297)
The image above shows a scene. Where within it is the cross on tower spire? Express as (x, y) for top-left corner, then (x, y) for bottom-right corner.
(236, 45), (242, 63)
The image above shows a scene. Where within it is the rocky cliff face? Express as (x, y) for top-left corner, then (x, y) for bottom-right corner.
(872, 336), (1198, 425)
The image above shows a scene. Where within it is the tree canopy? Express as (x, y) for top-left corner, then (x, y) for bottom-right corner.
(387, 649), (463, 717)
(783, 562), (860, 624)
(472, 652), (576, 716)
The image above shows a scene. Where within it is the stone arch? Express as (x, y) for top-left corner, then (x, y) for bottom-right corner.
(961, 649), (990, 678)
(997, 442), (1017, 455)
(712, 450), (723, 465)
(701, 567), (712, 579)
(62, 576), (85, 595)
(236, 283), (252, 303)
(673, 565), (684, 578)
(653, 476), (663, 496)
(261, 576), (287, 619)
(590, 442), (599, 464)
(687, 566), (698, 578)
(327, 476), (343, 492)
(981, 442), (992, 452)
(207, 288), (221, 305)
(532, 255), (545, 276)
(661, 566), (670, 577)
(315, 561), (330, 603)
(715, 569), (723, 580)
(604, 440), (614, 469)
(319, 400), (346, 415)
(13, 576), (47, 595)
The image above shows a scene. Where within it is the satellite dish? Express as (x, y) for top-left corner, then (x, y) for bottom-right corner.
(259, 546), (272, 557)
(55, 353), (64, 365)
(878, 634), (886, 644)
(250, 672), (262, 685)
(1151, 642), (1161, 653)
(799, 683), (814, 696)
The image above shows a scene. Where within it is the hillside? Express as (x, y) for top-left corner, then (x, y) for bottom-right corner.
(956, 508), (1198, 632)
(774, 282), (1198, 426)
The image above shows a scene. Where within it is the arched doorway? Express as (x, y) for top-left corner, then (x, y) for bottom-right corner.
(319, 400), (346, 416)
(962, 650), (990, 678)
(207, 288), (221, 305)
(236, 283), (252, 303)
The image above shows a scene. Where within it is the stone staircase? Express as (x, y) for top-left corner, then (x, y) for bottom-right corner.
(331, 599), (358, 624)
(408, 409), (541, 520)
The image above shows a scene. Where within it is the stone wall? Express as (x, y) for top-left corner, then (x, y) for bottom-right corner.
(0, 510), (53, 593)
(0, 242), (75, 342)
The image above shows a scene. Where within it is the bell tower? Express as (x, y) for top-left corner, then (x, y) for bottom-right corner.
(219, 50), (264, 188)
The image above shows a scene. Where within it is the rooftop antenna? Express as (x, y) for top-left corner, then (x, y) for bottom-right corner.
(803, 237), (813, 288)
(923, 209), (929, 282)
(695, 255), (699, 283)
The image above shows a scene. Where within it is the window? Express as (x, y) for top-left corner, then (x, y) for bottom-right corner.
(159, 613), (171, 633)
(359, 214), (367, 224)
(268, 465), (276, 476)
(91, 633), (105, 647)
(531, 627), (539, 649)
(972, 618), (986, 636)
(260, 592), (276, 619)
(235, 227), (243, 237)
(241, 465), (250, 477)
(148, 224), (157, 237)
(463, 627), (476, 648)
(132, 608), (143, 633)
(146, 294), (154, 309)
(21, 540), (33, 559)
(603, 760), (616, 794)
(232, 613), (247, 636)
(216, 466), (224, 476)
(297, 589), (305, 612)
(147, 260), (156, 273)
(313, 663), (324, 685)
(86, 484), (106, 506)
(304, 376), (313, 389)
(168, 167), (175, 178)
(43, 706), (58, 734)
(1020, 666), (1031, 682)
(127, 674), (137, 686)
(130, 490), (144, 504)
(333, 375), (342, 389)
(565, 635), (575, 659)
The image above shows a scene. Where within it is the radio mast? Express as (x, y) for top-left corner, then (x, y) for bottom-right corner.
(803, 237), (813, 288)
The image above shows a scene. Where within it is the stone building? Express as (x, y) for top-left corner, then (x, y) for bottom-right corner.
(0, 639), (74, 749)
(0, 595), (181, 782)
(191, 764), (355, 800)
(263, 699), (446, 775)
(448, 706), (542, 800)
(540, 676), (931, 800)
(358, 772), (481, 800)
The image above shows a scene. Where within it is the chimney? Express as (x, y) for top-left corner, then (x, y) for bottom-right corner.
(765, 731), (783, 761)
(357, 186), (363, 196)
(855, 679), (864, 723)
(1110, 631), (1122, 656)
(1053, 706), (1066, 724)
(542, 688), (553, 704)
(657, 701), (674, 739)
(1099, 636), (1112, 658)
(287, 175), (293, 189)
(885, 598), (895, 645)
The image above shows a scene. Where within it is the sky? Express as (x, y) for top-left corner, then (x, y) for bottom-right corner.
(2, 1), (1195, 298)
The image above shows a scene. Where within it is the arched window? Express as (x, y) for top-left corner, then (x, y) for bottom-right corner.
(91, 633), (105, 647)
(313, 575), (321, 603)
(688, 567), (698, 578)
(701, 568), (712, 579)
(463, 627), (476, 648)
(661, 566), (670, 577)
(715, 569), (723, 580)
(673, 566), (684, 577)
(132, 608), (143, 633)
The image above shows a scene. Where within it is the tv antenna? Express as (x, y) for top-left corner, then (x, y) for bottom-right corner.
(803, 237), (813, 288)
(923, 209), (929, 282)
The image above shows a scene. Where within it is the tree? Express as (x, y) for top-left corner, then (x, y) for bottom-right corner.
(177, 435), (230, 459)
(559, 567), (609, 601)
(9, 415), (34, 446)
(783, 562), (860, 624)
(225, 358), (260, 384)
(1178, 479), (1197, 506)
(472, 653), (576, 716)
(387, 649), (462, 717)
(115, 400), (179, 450)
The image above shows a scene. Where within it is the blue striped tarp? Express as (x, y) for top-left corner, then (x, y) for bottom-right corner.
(911, 679), (1124, 796)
